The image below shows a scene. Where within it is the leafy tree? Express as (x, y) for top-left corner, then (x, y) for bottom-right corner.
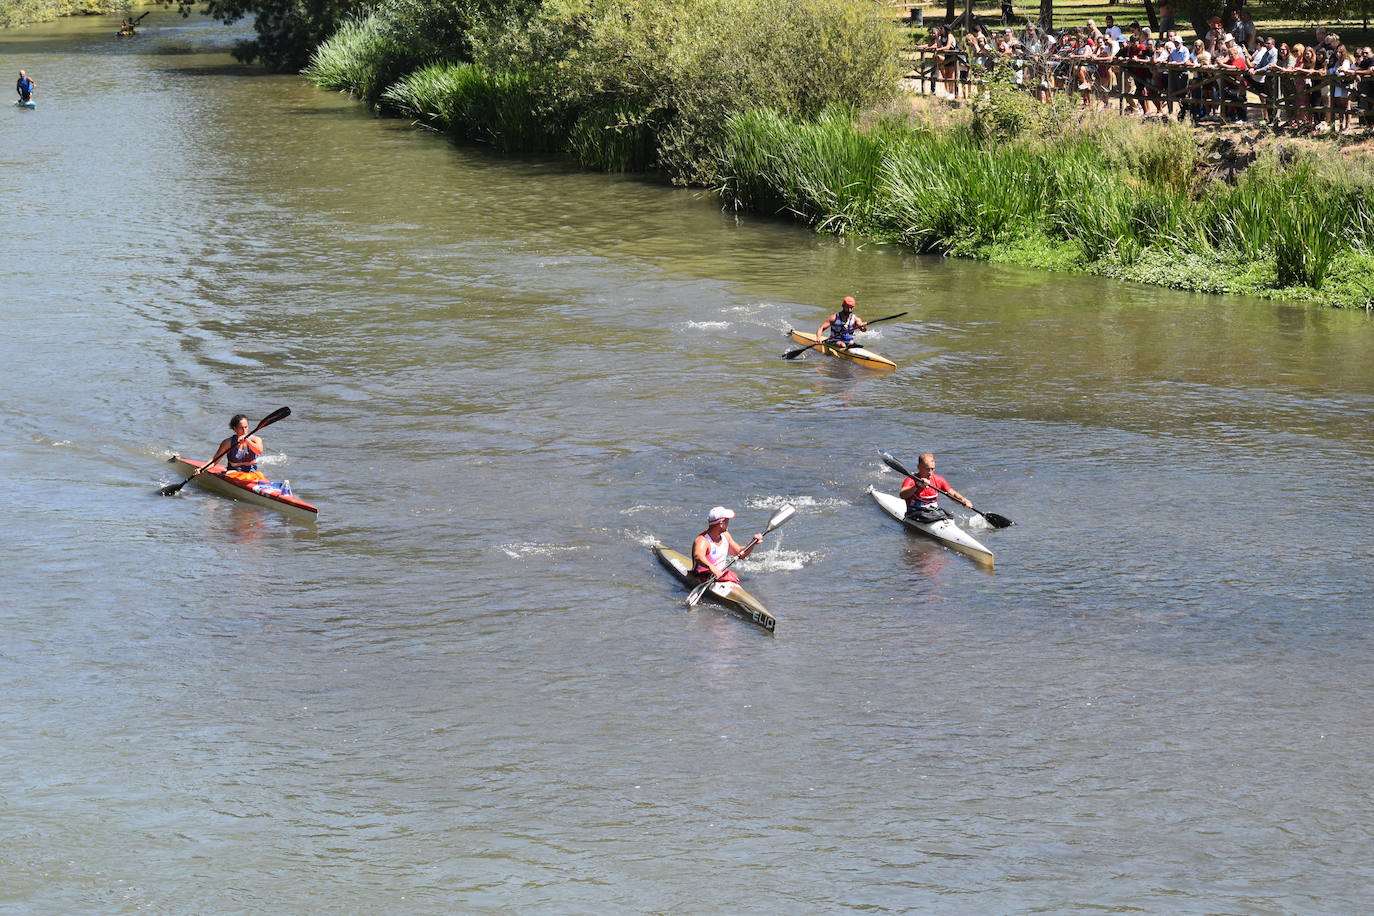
(163, 0), (368, 70)
(165, 0), (542, 71)
(489, 0), (903, 182)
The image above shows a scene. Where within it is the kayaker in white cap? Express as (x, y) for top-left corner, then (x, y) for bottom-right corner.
(816, 295), (869, 350)
(691, 506), (763, 585)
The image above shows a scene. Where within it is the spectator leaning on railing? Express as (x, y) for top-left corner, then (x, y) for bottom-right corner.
(1250, 36), (1279, 121)
(1357, 46), (1374, 127)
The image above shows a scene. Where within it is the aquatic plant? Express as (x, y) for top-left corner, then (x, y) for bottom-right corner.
(383, 62), (563, 153)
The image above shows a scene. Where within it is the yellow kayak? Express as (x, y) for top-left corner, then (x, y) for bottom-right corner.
(786, 329), (896, 371)
(652, 545), (777, 634)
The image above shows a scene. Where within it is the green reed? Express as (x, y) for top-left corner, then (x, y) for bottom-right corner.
(304, 15), (417, 107)
(384, 62), (563, 153)
(567, 105), (658, 173)
(721, 108), (892, 233)
(714, 105), (1372, 301)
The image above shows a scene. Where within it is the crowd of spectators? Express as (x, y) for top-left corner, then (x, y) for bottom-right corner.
(918, 10), (1374, 132)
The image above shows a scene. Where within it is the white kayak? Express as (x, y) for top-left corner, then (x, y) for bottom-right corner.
(868, 487), (994, 566)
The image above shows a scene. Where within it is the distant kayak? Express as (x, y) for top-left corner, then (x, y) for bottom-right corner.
(116, 28), (137, 37)
(15, 99), (35, 109)
(786, 329), (896, 371)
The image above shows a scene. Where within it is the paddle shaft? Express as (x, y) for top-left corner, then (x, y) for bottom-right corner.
(161, 407), (290, 495)
(782, 311), (908, 360)
(877, 449), (1013, 529)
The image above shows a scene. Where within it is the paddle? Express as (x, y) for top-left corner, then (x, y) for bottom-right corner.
(782, 311), (908, 360)
(686, 504), (796, 607)
(876, 448), (1014, 529)
(160, 406), (291, 496)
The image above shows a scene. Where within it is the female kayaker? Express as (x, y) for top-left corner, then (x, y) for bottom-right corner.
(900, 452), (973, 524)
(216, 413), (268, 483)
(816, 296), (869, 350)
(691, 506), (762, 584)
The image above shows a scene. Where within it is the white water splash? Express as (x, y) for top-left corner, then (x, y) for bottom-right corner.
(964, 514), (994, 531)
(745, 494), (849, 511)
(737, 547), (821, 573)
(682, 320), (730, 330)
(499, 542), (587, 560)
(621, 504), (672, 516)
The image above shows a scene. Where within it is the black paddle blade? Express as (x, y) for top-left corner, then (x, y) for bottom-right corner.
(876, 449), (911, 478)
(781, 346), (811, 360)
(258, 406), (292, 428)
(158, 480), (188, 496)
(982, 511), (1014, 529)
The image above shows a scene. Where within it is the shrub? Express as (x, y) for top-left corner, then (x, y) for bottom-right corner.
(383, 61), (564, 152)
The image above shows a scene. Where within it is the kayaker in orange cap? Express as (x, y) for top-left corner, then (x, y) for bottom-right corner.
(691, 506), (763, 585)
(816, 295), (869, 350)
(216, 413), (268, 484)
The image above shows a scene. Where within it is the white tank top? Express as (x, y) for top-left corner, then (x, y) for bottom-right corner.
(702, 531), (729, 567)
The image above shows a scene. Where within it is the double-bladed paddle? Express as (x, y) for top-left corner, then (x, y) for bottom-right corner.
(781, 311), (908, 360)
(685, 504), (796, 607)
(876, 448), (1013, 529)
(159, 406), (291, 496)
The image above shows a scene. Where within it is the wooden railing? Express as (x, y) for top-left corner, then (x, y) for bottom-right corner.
(903, 49), (1371, 127)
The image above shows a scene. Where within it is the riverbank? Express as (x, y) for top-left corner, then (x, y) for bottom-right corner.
(300, 2), (1374, 309)
(0, 0), (122, 29)
(720, 95), (1374, 309)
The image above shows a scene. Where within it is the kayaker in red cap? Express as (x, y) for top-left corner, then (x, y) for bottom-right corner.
(899, 452), (974, 524)
(816, 295), (869, 350)
(691, 506), (762, 585)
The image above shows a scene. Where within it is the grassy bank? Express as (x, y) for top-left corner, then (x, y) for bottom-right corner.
(301, 0), (1374, 308)
(721, 94), (1374, 308)
(0, 0), (124, 29)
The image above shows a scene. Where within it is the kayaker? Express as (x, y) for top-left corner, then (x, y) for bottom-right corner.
(816, 296), (868, 350)
(899, 452), (973, 524)
(15, 70), (36, 103)
(691, 506), (763, 584)
(216, 413), (268, 483)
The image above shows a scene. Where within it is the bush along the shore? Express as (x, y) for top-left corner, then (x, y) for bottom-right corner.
(302, 1), (1373, 307)
(0, 0), (121, 28)
(307, 0), (903, 179)
(719, 97), (1374, 308)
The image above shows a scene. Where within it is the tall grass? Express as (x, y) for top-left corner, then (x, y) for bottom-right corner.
(304, 15), (428, 108)
(717, 105), (1369, 300)
(567, 105), (658, 172)
(383, 62), (563, 153)
(722, 108), (891, 232)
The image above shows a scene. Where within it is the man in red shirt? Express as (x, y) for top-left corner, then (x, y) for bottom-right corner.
(900, 452), (973, 524)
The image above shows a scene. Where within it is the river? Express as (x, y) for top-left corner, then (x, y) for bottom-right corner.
(3, 12), (1373, 914)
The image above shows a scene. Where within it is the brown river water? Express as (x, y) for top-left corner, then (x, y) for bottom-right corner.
(3, 12), (1373, 914)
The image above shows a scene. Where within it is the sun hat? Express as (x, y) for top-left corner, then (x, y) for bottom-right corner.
(707, 506), (736, 522)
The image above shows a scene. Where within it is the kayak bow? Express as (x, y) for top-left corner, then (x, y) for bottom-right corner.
(786, 329), (896, 371)
(167, 454), (318, 523)
(868, 487), (993, 566)
(652, 544), (777, 634)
